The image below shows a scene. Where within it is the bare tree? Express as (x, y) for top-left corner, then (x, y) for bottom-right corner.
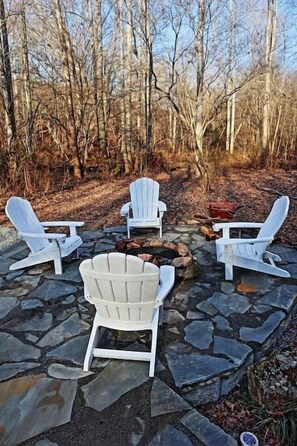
(0, 0), (17, 177)
(226, 0), (236, 154)
(262, 0), (278, 157)
(54, 0), (84, 180)
(19, 0), (35, 155)
(89, 0), (108, 157)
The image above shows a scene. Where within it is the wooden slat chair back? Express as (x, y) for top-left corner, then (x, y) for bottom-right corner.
(5, 196), (84, 275)
(256, 196), (290, 256)
(213, 196), (290, 280)
(80, 253), (159, 327)
(6, 197), (50, 253)
(79, 253), (175, 376)
(120, 177), (167, 238)
(130, 177), (159, 219)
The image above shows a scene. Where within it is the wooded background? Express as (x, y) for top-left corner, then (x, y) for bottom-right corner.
(0, 0), (296, 193)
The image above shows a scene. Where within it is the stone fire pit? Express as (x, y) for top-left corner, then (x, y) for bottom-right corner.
(115, 238), (198, 279)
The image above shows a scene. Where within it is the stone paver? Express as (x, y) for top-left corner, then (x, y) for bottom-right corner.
(0, 362), (41, 381)
(0, 332), (41, 361)
(213, 336), (253, 365)
(181, 409), (238, 446)
(29, 280), (77, 301)
(240, 311), (286, 343)
(37, 312), (89, 347)
(149, 425), (194, 445)
(258, 284), (297, 311)
(151, 377), (192, 416)
(184, 321), (214, 349)
(0, 226), (295, 445)
(48, 363), (93, 380)
(208, 292), (251, 317)
(0, 375), (76, 446)
(82, 360), (149, 412)
(166, 342), (235, 388)
(0, 296), (18, 318)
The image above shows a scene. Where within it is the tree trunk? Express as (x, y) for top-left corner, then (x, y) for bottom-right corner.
(89, 0), (108, 157)
(54, 0), (83, 180)
(126, 0), (133, 168)
(262, 0), (278, 158)
(144, 0), (152, 166)
(119, 0), (130, 174)
(20, 0), (34, 155)
(195, 0), (206, 153)
(0, 0), (17, 178)
(226, 0), (236, 154)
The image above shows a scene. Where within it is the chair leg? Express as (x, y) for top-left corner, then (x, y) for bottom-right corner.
(127, 225), (130, 239)
(149, 311), (159, 377)
(224, 245), (233, 280)
(53, 255), (63, 275)
(84, 315), (101, 371)
(225, 263), (233, 280)
(52, 240), (63, 275)
(160, 225), (162, 238)
(158, 305), (164, 326)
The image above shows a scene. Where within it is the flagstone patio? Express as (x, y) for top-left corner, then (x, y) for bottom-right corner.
(0, 225), (297, 446)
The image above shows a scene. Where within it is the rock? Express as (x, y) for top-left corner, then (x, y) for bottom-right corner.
(145, 239), (163, 248)
(0, 375), (77, 445)
(247, 344), (297, 408)
(163, 241), (178, 250)
(182, 262), (199, 280)
(177, 243), (189, 257)
(172, 256), (192, 268)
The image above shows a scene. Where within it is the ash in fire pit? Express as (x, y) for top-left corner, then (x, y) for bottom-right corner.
(127, 247), (179, 262)
(115, 238), (199, 279)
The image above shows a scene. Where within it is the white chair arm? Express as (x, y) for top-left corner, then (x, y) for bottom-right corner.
(120, 202), (132, 217)
(216, 236), (273, 246)
(213, 222), (263, 231)
(41, 221), (84, 227)
(158, 201), (167, 213)
(19, 231), (67, 241)
(155, 265), (175, 305)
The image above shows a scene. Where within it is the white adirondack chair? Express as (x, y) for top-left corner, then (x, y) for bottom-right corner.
(79, 252), (175, 377)
(213, 196), (290, 280)
(120, 178), (167, 238)
(5, 196), (84, 275)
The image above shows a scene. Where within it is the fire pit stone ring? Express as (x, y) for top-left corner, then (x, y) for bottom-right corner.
(115, 238), (199, 280)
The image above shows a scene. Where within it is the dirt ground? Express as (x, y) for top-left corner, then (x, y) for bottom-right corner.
(1, 168), (297, 246)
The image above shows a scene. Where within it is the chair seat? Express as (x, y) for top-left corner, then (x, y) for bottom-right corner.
(216, 242), (260, 263)
(59, 235), (82, 256)
(128, 217), (161, 227)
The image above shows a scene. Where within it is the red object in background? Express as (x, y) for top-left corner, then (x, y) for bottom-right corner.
(208, 202), (239, 219)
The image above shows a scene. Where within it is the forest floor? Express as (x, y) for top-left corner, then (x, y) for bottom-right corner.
(1, 167), (297, 246)
(1, 167), (297, 445)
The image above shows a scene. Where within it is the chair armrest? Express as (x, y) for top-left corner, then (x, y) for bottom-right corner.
(19, 231), (66, 241)
(41, 221), (84, 227)
(120, 202), (132, 217)
(213, 222), (263, 231)
(158, 201), (167, 213)
(216, 236), (273, 246)
(155, 265), (175, 305)
(41, 221), (84, 236)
